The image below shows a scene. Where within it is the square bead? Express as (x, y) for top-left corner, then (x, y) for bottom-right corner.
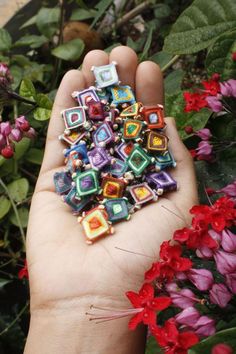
(87, 100), (105, 121)
(59, 130), (86, 145)
(88, 147), (110, 170)
(127, 145), (151, 176)
(155, 151), (176, 171)
(146, 171), (177, 193)
(101, 176), (126, 199)
(141, 105), (165, 129)
(54, 171), (72, 195)
(103, 158), (127, 177)
(79, 207), (112, 242)
(120, 102), (142, 118)
(115, 141), (134, 160)
(75, 169), (100, 197)
(146, 131), (168, 152)
(73, 86), (100, 106)
(105, 198), (129, 222)
(92, 122), (114, 146)
(64, 142), (89, 164)
(63, 187), (92, 214)
(92, 62), (119, 88)
(110, 85), (135, 105)
(62, 107), (86, 130)
(123, 119), (143, 140)
(129, 183), (156, 205)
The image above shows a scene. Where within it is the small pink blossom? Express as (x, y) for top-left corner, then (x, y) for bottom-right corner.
(10, 128), (22, 142)
(226, 273), (236, 294)
(195, 128), (212, 140)
(214, 250), (236, 275)
(175, 307), (200, 326)
(196, 246), (214, 259)
(221, 229), (236, 252)
(217, 181), (236, 198)
(196, 141), (213, 156)
(166, 283), (198, 309)
(206, 95), (223, 112)
(0, 63), (12, 86)
(193, 316), (216, 337)
(187, 268), (214, 291)
(209, 283), (232, 308)
(0, 122), (11, 136)
(15, 116), (30, 132)
(24, 127), (36, 139)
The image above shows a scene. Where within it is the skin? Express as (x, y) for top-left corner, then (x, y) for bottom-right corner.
(24, 46), (198, 354)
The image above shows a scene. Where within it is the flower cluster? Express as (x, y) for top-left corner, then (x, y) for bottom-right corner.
(0, 116), (36, 158)
(0, 63), (12, 87)
(124, 193), (236, 354)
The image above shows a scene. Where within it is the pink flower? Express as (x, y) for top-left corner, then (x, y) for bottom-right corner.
(0, 133), (6, 148)
(221, 229), (236, 252)
(212, 343), (233, 354)
(15, 116), (30, 132)
(226, 273), (236, 294)
(209, 283), (232, 308)
(10, 128), (22, 142)
(196, 141), (213, 156)
(24, 127), (36, 139)
(166, 283), (198, 309)
(175, 307), (200, 326)
(206, 95), (223, 112)
(0, 122), (11, 136)
(220, 79), (236, 97)
(187, 268), (214, 291)
(193, 316), (216, 337)
(217, 181), (236, 198)
(0, 63), (12, 86)
(196, 246), (214, 259)
(214, 250), (236, 275)
(195, 128), (212, 140)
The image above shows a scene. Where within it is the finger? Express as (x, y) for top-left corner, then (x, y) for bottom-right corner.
(135, 61), (164, 105)
(81, 49), (109, 87)
(40, 70), (86, 174)
(164, 117), (198, 209)
(109, 46), (138, 89)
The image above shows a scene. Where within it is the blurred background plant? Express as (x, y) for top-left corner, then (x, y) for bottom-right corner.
(0, 0), (235, 352)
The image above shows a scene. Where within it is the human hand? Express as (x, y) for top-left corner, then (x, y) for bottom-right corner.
(24, 46), (198, 354)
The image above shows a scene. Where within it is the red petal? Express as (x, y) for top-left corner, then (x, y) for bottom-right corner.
(173, 228), (191, 243)
(178, 332), (199, 349)
(145, 262), (161, 282)
(142, 308), (156, 326)
(149, 296), (172, 311)
(126, 291), (141, 308)
(128, 311), (143, 330)
(139, 283), (154, 302)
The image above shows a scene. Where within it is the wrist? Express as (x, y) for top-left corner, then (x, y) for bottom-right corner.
(24, 295), (147, 354)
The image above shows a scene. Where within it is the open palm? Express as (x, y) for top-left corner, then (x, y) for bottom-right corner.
(26, 46), (198, 315)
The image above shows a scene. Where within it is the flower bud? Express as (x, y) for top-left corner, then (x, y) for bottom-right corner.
(194, 316), (216, 337)
(214, 250), (236, 275)
(212, 343), (233, 354)
(210, 283), (232, 308)
(187, 268), (214, 291)
(0, 121), (11, 136)
(10, 128), (22, 142)
(15, 116), (30, 132)
(24, 127), (36, 139)
(0, 63), (12, 86)
(0, 133), (6, 148)
(175, 307), (200, 326)
(1, 145), (14, 158)
(196, 128), (212, 140)
(225, 273), (236, 294)
(221, 229), (236, 252)
(184, 125), (193, 134)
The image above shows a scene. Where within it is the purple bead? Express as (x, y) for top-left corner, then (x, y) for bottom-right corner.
(87, 147), (110, 170)
(146, 171), (177, 192)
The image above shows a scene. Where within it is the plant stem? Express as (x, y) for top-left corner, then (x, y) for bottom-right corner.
(13, 101), (18, 119)
(0, 302), (29, 337)
(161, 55), (180, 73)
(115, 0), (151, 31)
(8, 91), (36, 106)
(0, 178), (26, 249)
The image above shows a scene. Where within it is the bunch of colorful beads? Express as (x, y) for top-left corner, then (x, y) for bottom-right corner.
(53, 62), (177, 244)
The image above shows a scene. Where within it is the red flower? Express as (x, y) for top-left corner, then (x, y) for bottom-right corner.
(174, 226), (218, 250)
(183, 92), (207, 112)
(18, 259), (28, 279)
(145, 241), (192, 282)
(202, 79), (220, 96)
(126, 283), (171, 330)
(151, 318), (199, 354)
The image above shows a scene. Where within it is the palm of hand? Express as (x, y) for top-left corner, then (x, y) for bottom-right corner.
(26, 47), (197, 311)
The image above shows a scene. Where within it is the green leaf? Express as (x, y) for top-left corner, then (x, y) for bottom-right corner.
(149, 51), (173, 70)
(164, 69), (185, 95)
(20, 15), (37, 29)
(14, 35), (48, 49)
(36, 7), (60, 38)
(9, 207), (29, 228)
(0, 196), (11, 219)
(0, 278), (11, 288)
(51, 38), (85, 61)
(154, 4), (171, 19)
(206, 29), (236, 80)
(165, 92), (211, 139)
(24, 62), (45, 83)
(189, 327), (236, 353)
(7, 178), (29, 203)
(70, 8), (97, 21)
(25, 148), (44, 165)
(163, 0), (236, 54)
(90, 0), (114, 28)
(9, 65), (23, 90)
(0, 28), (12, 51)
(36, 93), (53, 109)
(19, 79), (36, 101)
(140, 26), (154, 61)
(14, 137), (31, 160)
(34, 107), (51, 121)
(145, 336), (163, 354)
